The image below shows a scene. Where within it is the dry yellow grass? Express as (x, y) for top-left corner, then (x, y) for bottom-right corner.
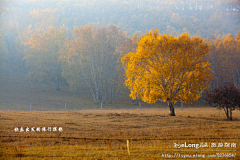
(0, 108), (239, 159)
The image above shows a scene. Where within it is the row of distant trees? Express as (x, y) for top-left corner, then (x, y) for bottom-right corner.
(1, 0), (239, 40)
(0, 24), (135, 104)
(206, 33), (240, 89)
(20, 25), (128, 104)
(0, 25), (239, 104)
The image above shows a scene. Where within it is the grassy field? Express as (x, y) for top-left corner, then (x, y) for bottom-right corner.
(0, 108), (239, 159)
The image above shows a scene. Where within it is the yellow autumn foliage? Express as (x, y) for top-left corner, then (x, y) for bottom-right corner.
(122, 29), (213, 104)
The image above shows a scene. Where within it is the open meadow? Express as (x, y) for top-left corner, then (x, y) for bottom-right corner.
(0, 108), (239, 159)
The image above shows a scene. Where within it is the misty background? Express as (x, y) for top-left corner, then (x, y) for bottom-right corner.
(0, 0), (239, 111)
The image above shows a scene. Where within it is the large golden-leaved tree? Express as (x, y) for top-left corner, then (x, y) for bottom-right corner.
(122, 29), (213, 116)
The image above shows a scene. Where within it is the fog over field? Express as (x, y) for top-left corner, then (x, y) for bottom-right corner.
(0, 0), (240, 159)
(0, 0), (239, 108)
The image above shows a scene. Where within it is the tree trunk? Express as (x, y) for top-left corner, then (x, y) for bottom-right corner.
(3, 65), (5, 76)
(136, 99), (139, 105)
(56, 77), (60, 91)
(229, 108), (233, 121)
(224, 107), (232, 120)
(168, 101), (175, 116)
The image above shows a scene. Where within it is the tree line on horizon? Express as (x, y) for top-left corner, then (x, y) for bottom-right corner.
(1, 0), (239, 39)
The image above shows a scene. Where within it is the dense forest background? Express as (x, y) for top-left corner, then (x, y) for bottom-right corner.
(1, 0), (240, 37)
(0, 0), (239, 108)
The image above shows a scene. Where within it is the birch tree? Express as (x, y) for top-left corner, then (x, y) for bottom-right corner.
(60, 25), (125, 104)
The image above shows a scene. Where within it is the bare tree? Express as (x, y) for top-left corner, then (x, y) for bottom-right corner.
(205, 84), (240, 120)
